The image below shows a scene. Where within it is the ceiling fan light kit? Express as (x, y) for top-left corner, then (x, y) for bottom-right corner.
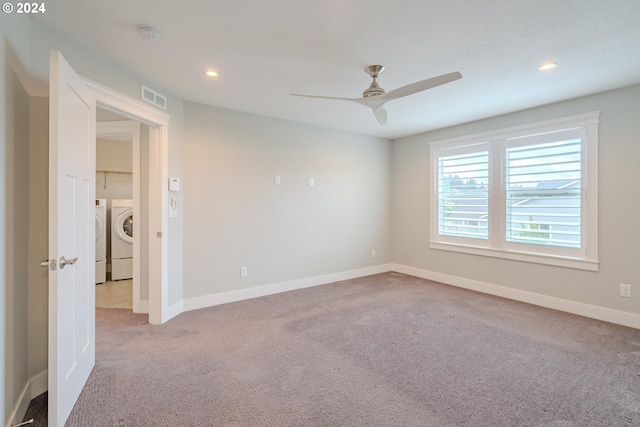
(291, 65), (462, 126)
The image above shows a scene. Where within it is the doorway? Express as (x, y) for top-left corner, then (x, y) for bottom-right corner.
(81, 76), (172, 325)
(95, 111), (147, 313)
(48, 51), (173, 427)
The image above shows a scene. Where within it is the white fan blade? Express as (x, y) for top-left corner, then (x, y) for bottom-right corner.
(290, 93), (361, 102)
(291, 93), (389, 107)
(373, 107), (387, 125)
(382, 71), (462, 101)
(292, 93), (389, 125)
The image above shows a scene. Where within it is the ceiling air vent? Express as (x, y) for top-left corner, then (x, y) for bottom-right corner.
(141, 85), (167, 110)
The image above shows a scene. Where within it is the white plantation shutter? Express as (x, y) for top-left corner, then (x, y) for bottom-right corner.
(505, 129), (582, 248)
(429, 112), (599, 270)
(437, 147), (489, 240)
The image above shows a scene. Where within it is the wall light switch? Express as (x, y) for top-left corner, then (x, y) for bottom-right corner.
(169, 197), (178, 218)
(274, 175), (281, 185)
(309, 178), (315, 187)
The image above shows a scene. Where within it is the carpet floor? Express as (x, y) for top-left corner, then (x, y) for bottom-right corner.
(40, 273), (640, 425)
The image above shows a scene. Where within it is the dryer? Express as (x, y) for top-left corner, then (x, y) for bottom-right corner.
(111, 199), (133, 280)
(95, 199), (107, 284)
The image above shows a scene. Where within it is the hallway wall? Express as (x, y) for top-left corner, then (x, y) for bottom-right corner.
(1, 12), (33, 426)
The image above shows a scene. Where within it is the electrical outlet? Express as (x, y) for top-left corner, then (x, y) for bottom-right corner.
(240, 266), (248, 278)
(620, 283), (632, 298)
(371, 249), (376, 258)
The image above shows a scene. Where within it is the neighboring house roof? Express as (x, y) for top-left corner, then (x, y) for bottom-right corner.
(446, 179), (580, 221)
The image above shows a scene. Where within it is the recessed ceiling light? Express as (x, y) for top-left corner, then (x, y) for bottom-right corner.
(539, 62), (557, 71)
(205, 70), (219, 77)
(137, 25), (161, 40)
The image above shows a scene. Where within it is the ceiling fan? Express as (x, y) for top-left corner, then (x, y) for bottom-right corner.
(291, 65), (462, 125)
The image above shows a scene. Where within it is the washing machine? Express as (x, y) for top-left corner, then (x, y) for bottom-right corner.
(111, 199), (133, 281)
(95, 199), (107, 284)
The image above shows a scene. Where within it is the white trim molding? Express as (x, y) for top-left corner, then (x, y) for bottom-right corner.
(81, 77), (170, 127)
(391, 263), (640, 330)
(165, 301), (184, 321)
(183, 265), (393, 312)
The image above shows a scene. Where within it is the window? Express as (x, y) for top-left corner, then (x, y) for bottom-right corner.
(430, 112), (599, 271)
(437, 146), (489, 241)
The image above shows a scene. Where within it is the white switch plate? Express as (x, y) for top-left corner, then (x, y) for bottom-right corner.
(241, 266), (248, 277)
(274, 175), (281, 185)
(169, 178), (180, 192)
(371, 250), (376, 258)
(309, 178), (315, 187)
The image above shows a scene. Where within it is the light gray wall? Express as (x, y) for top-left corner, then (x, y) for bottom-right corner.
(4, 52), (30, 427)
(96, 138), (133, 173)
(1, 13), (33, 426)
(166, 104), (183, 306)
(391, 84), (640, 316)
(27, 96), (49, 386)
(183, 102), (391, 299)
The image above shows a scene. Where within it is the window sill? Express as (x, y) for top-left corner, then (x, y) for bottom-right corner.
(429, 241), (598, 271)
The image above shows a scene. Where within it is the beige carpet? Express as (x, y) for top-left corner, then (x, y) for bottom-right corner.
(66, 273), (640, 426)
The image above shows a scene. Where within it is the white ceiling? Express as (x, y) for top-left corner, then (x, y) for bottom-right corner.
(34, 0), (640, 139)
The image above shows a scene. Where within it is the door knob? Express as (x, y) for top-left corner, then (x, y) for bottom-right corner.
(59, 256), (78, 269)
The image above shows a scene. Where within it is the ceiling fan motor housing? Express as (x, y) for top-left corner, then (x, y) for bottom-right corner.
(363, 65), (386, 97)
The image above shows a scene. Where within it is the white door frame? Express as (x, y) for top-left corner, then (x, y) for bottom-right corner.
(96, 120), (145, 314)
(83, 77), (171, 324)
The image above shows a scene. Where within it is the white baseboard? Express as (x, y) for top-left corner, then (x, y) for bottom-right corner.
(183, 264), (392, 312)
(391, 263), (640, 329)
(6, 370), (47, 427)
(134, 300), (149, 314)
(164, 300), (183, 322)
(29, 370), (47, 399)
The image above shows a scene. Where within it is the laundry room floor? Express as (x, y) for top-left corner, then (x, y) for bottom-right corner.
(96, 279), (133, 309)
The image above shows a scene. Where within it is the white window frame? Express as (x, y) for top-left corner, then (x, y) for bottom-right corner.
(429, 112), (599, 271)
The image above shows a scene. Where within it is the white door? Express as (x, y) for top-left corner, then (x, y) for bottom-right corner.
(48, 50), (96, 427)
